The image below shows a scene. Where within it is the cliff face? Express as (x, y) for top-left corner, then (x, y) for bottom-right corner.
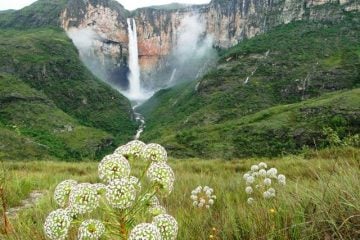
(60, 0), (359, 89)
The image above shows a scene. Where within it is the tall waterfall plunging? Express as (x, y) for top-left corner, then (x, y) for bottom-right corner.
(126, 18), (142, 101)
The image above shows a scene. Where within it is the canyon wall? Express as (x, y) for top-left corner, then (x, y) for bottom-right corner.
(60, 0), (359, 90)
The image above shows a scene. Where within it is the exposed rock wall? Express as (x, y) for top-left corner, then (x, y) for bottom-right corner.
(60, 0), (359, 89)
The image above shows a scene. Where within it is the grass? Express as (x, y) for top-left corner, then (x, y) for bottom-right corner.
(0, 147), (359, 239)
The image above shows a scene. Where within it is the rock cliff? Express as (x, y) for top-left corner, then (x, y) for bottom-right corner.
(60, 0), (359, 90)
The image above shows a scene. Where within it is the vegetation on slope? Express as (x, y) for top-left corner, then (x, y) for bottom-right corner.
(139, 13), (360, 158)
(0, 28), (136, 160)
(0, 0), (68, 29)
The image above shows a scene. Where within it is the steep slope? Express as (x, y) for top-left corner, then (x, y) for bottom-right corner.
(0, 11), (137, 159)
(0, 73), (113, 160)
(139, 14), (360, 158)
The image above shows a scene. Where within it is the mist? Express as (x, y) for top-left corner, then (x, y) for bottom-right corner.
(165, 14), (217, 87)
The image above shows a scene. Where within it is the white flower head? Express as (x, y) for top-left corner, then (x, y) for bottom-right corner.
(114, 144), (130, 157)
(190, 185), (216, 208)
(68, 183), (99, 216)
(246, 175), (255, 185)
(141, 143), (167, 162)
(54, 179), (77, 208)
(259, 169), (267, 177)
(126, 140), (146, 159)
(245, 186), (253, 195)
(278, 174), (286, 185)
(147, 162), (175, 195)
(247, 197), (255, 205)
(258, 162), (268, 169)
(129, 223), (161, 240)
(264, 178), (272, 186)
(44, 209), (72, 240)
(152, 214), (178, 240)
(98, 154), (131, 183)
(105, 178), (136, 209)
(78, 219), (105, 240)
(263, 191), (274, 199)
(267, 168), (278, 178)
(251, 165), (259, 172)
(243, 173), (250, 180)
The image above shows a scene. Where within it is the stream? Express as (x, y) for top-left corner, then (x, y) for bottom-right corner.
(133, 105), (145, 140)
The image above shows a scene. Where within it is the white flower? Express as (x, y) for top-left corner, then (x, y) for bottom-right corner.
(263, 191), (273, 199)
(141, 143), (168, 162)
(68, 183), (99, 216)
(98, 154), (131, 183)
(251, 165), (259, 172)
(114, 145), (130, 157)
(190, 185), (216, 208)
(278, 174), (286, 185)
(152, 214), (178, 240)
(246, 176), (255, 185)
(129, 223), (162, 240)
(44, 209), (72, 240)
(267, 168), (278, 178)
(126, 140), (146, 159)
(105, 178), (136, 209)
(78, 219), (105, 240)
(247, 197), (254, 205)
(53, 180), (77, 208)
(258, 162), (267, 169)
(264, 178), (272, 186)
(243, 173), (250, 180)
(259, 169), (267, 177)
(268, 188), (276, 197)
(147, 162), (175, 195)
(245, 186), (253, 195)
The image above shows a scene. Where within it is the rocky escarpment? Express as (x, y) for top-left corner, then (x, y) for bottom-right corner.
(60, 0), (359, 89)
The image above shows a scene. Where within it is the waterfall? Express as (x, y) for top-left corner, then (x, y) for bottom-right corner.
(167, 68), (177, 86)
(126, 18), (142, 101)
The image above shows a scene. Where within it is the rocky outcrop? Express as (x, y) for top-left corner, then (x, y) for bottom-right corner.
(60, 0), (359, 90)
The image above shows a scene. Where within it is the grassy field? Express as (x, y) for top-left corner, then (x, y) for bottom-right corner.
(0, 147), (359, 239)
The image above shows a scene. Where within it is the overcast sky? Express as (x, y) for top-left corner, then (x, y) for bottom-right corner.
(0, 0), (211, 11)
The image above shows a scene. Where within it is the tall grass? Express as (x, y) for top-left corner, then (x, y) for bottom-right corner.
(1, 148), (359, 239)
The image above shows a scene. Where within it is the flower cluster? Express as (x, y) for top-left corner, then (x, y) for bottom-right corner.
(243, 162), (286, 204)
(68, 183), (100, 216)
(44, 140), (178, 240)
(44, 209), (72, 240)
(129, 223), (162, 240)
(53, 179), (77, 208)
(141, 143), (167, 162)
(147, 162), (175, 196)
(98, 154), (130, 183)
(105, 178), (136, 209)
(78, 219), (105, 240)
(190, 186), (216, 209)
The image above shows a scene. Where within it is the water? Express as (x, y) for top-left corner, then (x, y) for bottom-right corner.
(167, 68), (177, 86)
(133, 104), (146, 140)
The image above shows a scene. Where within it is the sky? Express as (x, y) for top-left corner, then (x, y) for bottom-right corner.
(0, 0), (211, 11)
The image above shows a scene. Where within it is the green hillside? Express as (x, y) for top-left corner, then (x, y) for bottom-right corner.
(139, 13), (360, 158)
(0, 0), (68, 28)
(0, 28), (136, 160)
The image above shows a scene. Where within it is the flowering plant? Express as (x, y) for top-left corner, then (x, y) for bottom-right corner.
(243, 162), (286, 204)
(44, 140), (178, 240)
